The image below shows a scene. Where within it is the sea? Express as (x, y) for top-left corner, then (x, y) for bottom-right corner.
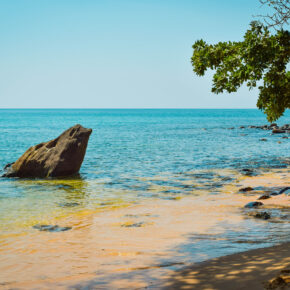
(0, 109), (289, 287)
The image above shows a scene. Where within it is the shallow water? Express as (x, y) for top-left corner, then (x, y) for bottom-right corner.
(0, 109), (289, 228)
(0, 109), (289, 288)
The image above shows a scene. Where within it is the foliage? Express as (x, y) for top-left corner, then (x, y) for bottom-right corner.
(191, 21), (290, 122)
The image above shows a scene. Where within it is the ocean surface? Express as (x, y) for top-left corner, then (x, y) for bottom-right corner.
(0, 109), (289, 287)
(0, 108), (289, 230)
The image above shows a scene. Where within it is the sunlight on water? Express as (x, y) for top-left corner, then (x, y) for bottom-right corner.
(0, 109), (289, 288)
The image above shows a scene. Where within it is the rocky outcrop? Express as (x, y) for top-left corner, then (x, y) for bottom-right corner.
(245, 123), (289, 133)
(272, 129), (286, 134)
(3, 124), (92, 178)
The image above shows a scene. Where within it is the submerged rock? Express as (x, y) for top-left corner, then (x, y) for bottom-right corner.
(33, 224), (72, 232)
(258, 194), (271, 200)
(270, 192), (280, 196)
(244, 201), (263, 208)
(3, 124), (92, 178)
(239, 187), (254, 192)
(259, 138), (267, 141)
(279, 187), (290, 195)
(121, 222), (146, 228)
(270, 187), (290, 196)
(240, 168), (256, 176)
(254, 211), (271, 220)
(58, 202), (80, 208)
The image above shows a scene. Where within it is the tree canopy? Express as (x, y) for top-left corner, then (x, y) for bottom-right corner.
(191, 2), (289, 122)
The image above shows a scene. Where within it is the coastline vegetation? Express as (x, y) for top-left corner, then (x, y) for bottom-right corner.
(191, 0), (289, 122)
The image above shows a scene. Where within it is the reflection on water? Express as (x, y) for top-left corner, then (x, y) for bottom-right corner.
(0, 109), (289, 288)
(0, 168), (289, 288)
(0, 168), (239, 235)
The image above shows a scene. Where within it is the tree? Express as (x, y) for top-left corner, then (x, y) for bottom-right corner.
(191, 2), (290, 122)
(257, 0), (290, 30)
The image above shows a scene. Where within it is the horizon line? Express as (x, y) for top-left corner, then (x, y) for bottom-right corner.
(0, 107), (261, 110)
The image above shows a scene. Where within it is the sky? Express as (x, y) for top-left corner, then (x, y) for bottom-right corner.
(0, 0), (273, 108)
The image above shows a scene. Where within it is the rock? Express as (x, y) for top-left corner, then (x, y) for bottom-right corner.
(272, 129), (286, 134)
(259, 138), (267, 141)
(266, 276), (287, 289)
(258, 194), (271, 200)
(270, 192), (279, 196)
(244, 201), (263, 208)
(121, 222), (146, 228)
(282, 136), (288, 139)
(240, 168), (255, 176)
(270, 123), (278, 127)
(281, 124), (290, 130)
(263, 125), (270, 130)
(254, 212), (271, 220)
(227, 127), (235, 130)
(241, 168), (252, 172)
(58, 202), (80, 207)
(265, 270), (290, 289)
(3, 124), (92, 178)
(33, 224), (72, 232)
(3, 162), (14, 170)
(239, 126), (245, 129)
(239, 186), (254, 192)
(279, 187), (290, 195)
(249, 125), (257, 128)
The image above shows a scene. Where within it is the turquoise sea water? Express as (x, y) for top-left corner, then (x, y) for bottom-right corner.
(0, 109), (289, 218)
(1, 109), (289, 174)
(0, 109), (289, 262)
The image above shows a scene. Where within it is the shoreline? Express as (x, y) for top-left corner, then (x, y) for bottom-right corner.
(0, 167), (289, 289)
(2, 242), (289, 289)
(160, 242), (290, 290)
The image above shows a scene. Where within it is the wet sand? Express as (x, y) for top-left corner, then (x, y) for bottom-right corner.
(161, 242), (290, 290)
(0, 168), (289, 289)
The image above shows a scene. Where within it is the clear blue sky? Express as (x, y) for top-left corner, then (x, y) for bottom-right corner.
(0, 0), (271, 108)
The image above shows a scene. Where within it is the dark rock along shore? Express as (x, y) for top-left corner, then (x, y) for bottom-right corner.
(229, 123), (290, 134)
(3, 124), (92, 178)
(247, 123), (289, 133)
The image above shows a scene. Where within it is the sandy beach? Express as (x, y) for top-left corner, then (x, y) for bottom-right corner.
(1, 0), (290, 287)
(161, 242), (290, 290)
(0, 167), (289, 289)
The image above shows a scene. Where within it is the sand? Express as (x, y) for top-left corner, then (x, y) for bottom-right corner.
(0, 168), (289, 289)
(161, 242), (290, 290)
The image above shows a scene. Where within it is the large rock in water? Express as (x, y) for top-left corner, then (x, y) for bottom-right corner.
(3, 124), (92, 178)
